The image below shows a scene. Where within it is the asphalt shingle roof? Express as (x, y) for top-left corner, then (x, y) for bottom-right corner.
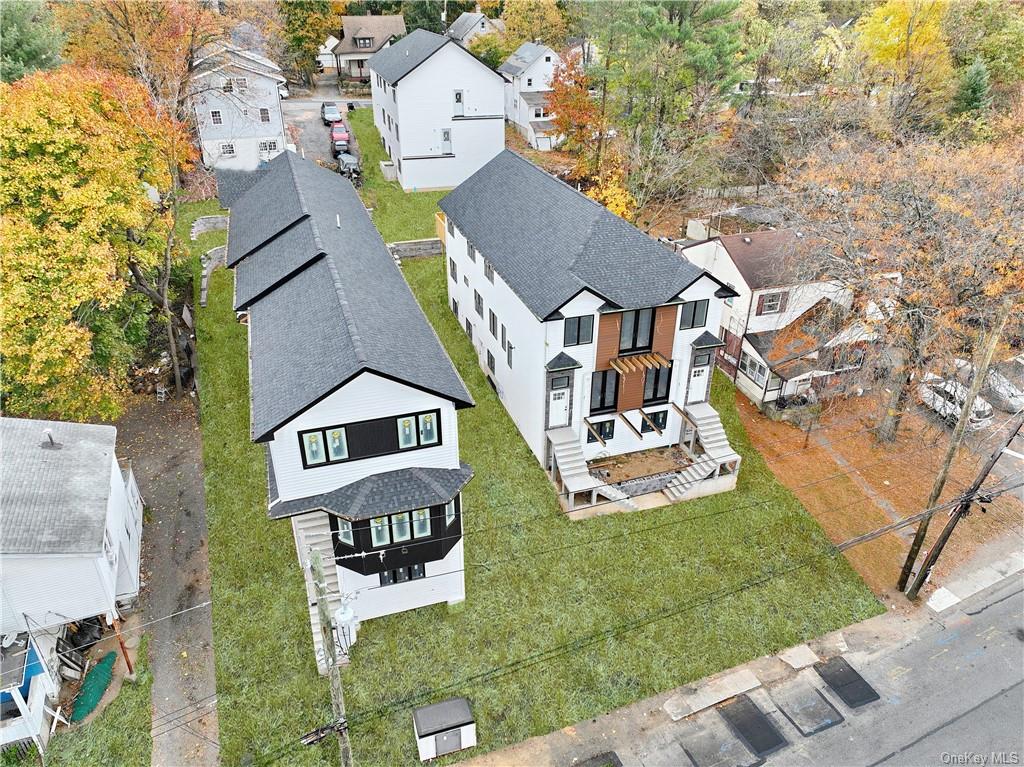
(268, 463), (474, 521)
(498, 41), (548, 76)
(692, 331), (725, 349)
(447, 12), (484, 41)
(439, 151), (706, 319)
(332, 15), (406, 56)
(233, 218), (323, 309)
(546, 352), (581, 371)
(217, 168), (269, 208)
(228, 152), (473, 442)
(1, 418), (116, 555)
(226, 156), (308, 266)
(715, 230), (800, 290)
(367, 28), (449, 84)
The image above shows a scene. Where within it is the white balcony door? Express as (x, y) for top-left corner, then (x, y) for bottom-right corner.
(441, 128), (452, 154)
(548, 388), (569, 428)
(453, 90), (464, 117)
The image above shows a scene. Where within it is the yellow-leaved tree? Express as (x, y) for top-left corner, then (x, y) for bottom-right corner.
(501, 0), (567, 49)
(0, 67), (182, 419)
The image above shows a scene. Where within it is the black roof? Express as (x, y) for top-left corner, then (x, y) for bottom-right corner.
(692, 331), (726, 349)
(413, 697), (474, 737)
(440, 151), (709, 319)
(216, 168), (269, 208)
(367, 28), (449, 84)
(226, 152), (473, 442)
(546, 352), (581, 371)
(268, 462), (474, 521)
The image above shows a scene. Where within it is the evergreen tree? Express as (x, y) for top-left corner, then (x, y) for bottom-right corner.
(951, 58), (992, 115)
(0, 0), (63, 83)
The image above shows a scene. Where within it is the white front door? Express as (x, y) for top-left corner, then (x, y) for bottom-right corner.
(548, 388), (569, 428)
(687, 364), (709, 404)
(454, 90), (464, 117)
(441, 128), (452, 154)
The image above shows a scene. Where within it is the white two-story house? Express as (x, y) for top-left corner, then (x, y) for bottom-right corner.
(1, 417), (143, 754)
(225, 152), (474, 670)
(368, 28), (505, 192)
(191, 44), (287, 171)
(680, 231), (866, 408)
(440, 152), (741, 512)
(446, 10), (505, 45)
(498, 42), (562, 151)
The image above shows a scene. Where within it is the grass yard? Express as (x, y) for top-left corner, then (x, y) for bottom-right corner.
(338, 256), (883, 765)
(348, 108), (446, 242)
(183, 201), (336, 766)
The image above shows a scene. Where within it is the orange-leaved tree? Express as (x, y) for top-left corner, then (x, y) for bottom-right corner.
(0, 67), (189, 419)
(549, 52), (601, 176)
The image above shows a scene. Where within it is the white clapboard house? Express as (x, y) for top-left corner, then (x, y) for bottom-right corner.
(445, 10), (505, 46)
(368, 28), (505, 191)
(225, 152), (474, 669)
(680, 231), (870, 408)
(331, 15), (406, 81)
(498, 42), (562, 151)
(191, 43), (288, 171)
(440, 151), (742, 511)
(1, 418), (143, 753)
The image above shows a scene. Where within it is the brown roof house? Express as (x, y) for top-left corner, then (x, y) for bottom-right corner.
(332, 15), (406, 80)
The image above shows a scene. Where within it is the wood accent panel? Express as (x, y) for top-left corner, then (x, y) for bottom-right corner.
(653, 305), (676, 359)
(619, 368), (645, 411)
(596, 312), (621, 370)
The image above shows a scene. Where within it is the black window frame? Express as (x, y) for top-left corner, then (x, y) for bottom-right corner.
(474, 290), (483, 317)
(297, 407), (443, 470)
(484, 260), (494, 283)
(449, 257), (457, 281)
(550, 375), (570, 389)
(641, 410), (668, 433)
(679, 299), (709, 330)
(590, 370), (619, 414)
(506, 342), (513, 368)
(487, 350), (495, 373)
(618, 308), (654, 354)
(692, 352), (712, 367)
(379, 564), (426, 586)
(563, 315), (594, 346)
(587, 419), (615, 443)
(643, 365), (672, 406)
(489, 309), (498, 338)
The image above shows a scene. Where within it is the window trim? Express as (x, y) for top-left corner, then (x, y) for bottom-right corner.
(474, 290), (483, 317)
(679, 299), (709, 330)
(590, 370), (619, 415)
(640, 409), (668, 433)
(297, 408), (443, 470)
(220, 142), (236, 157)
(738, 351), (768, 386)
(587, 419), (615, 443)
(618, 308), (654, 354)
(643, 365), (672, 406)
(335, 518), (355, 547)
(210, 109), (223, 125)
(563, 315), (594, 346)
(484, 260), (494, 283)
(259, 107), (270, 123)
(761, 292), (783, 314)
(489, 309), (498, 338)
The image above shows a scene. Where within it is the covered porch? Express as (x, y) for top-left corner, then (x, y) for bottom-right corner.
(0, 633), (62, 754)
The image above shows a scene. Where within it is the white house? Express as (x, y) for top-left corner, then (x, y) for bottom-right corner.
(368, 29), (505, 192)
(1, 417), (143, 753)
(224, 152), (474, 670)
(445, 10), (504, 46)
(332, 15), (406, 81)
(680, 231), (868, 408)
(440, 152), (742, 511)
(318, 35), (340, 73)
(498, 42), (562, 151)
(191, 44), (287, 171)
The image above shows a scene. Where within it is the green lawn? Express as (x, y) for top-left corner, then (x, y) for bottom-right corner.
(348, 108), (446, 242)
(183, 201), (336, 766)
(338, 257), (882, 765)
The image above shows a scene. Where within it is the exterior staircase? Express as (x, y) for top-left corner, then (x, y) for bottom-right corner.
(292, 511), (342, 674)
(664, 403), (740, 502)
(547, 427), (638, 511)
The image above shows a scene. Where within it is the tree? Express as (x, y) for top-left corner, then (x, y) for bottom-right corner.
(779, 136), (1024, 443)
(943, 0), (1024, 106)
(586, 156), (636, 220)
(278, 0), (336, 85)
(401, 0), (473, 35)
(468, 31), (514, 70)
(501, 0), (567, 49)
(855, 0), (954, 134)
(0, 68), (186, 420)
(548, 52), (601, 172)
(0, 0), (63, 83)
(951, 57), (992, 115)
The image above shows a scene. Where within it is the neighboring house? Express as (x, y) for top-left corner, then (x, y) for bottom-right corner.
(680, 230), (868, 408)
(318, 34), (340, 72)
(565, 36), (599, 67)
(191, 43), (287, 171)
(224, 151), (474, 670)
(369, 29), (504, 192)
(498, 42), (562, 151)
(1, 418), (143, 753)
(332, 15), (406, 81)
(439, 151), (742, 511)
(445, 10), (504, 46)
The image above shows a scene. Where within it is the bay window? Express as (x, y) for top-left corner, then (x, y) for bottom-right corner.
(391, 512), (411, 542)
(336, 519), (354, 547)
(370, 517), (390, 547)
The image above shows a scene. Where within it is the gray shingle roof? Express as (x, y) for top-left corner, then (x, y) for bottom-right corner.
(217, 168), (269, 208)
(439, 151), (706, 319)
(367, 28), (449, 84)
(520, 91), (550, 107)
(268, 463), (473, 521)
(692, 331), (725, 349)
(447, 12), (483, 41)
(228, 152), (473, 441)
(233, 218), (323, 309)
(546, 352), (581, 371)
(226, 156), (308, 266)
(1, 418), (116, 555)
(498, 41), (549, 76)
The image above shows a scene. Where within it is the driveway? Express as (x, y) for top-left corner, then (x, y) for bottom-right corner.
(117, 396), (219, 766)
(282, 76), (370, 166)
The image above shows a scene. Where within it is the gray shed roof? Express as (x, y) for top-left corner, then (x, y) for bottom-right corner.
(413, 697), (474, 737)
(692, 331), (725, 349)
(268, 463), (473, 521)
(227, 151), (473, 442)
(439, 151), (708, 319)
(367, 28), (449, 84)
(498, 41), (549, 76)
(1, 417), (116, 555)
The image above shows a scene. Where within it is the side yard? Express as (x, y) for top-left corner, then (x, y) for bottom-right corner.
(338, 256), (881, 765)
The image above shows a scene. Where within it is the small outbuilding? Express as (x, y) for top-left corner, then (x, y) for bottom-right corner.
(412, 697), (476, 760)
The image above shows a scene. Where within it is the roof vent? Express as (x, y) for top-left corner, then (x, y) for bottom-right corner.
(336, 213), (341, 229)
(40, 429), (62, 450)
(743, 236), (751, 244)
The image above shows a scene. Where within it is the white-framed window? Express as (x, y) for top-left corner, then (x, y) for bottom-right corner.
(220, 142), (236, 157)
(449, 257), (457, 281)
(301, 431), (326, 465)
(738, 351), (768, 386)
(370, 517), (390, 547)
(258, 140), (278, 153)
(336, 519), (354, 547)
(484, 260), (494, 282)
(445, 499), (456, 526)
(489, 309), (498, 338)
(259, 108), (270, 122)
(761, 292), (783, 314)
(391, 511), (412, 542)
(527, 78), (533, 86)
(446, 218), (454, 236)
(466, 240), (475, 261)
(356, 37), (373, 49)
(210, 109), (223, 125)
(487, 350), (495, 373)
(412, 508), (431, 538)
(506, 342), (513, 369)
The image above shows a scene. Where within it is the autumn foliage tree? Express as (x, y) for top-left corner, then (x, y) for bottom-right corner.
(1, 68), (189, 419)
(501, 0), (567, 49)
(548, 52), (602, 174)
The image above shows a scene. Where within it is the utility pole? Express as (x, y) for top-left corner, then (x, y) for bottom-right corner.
(309, 548), (354, 767)
(906, 412), (1024, 600)
(897, 299), (1013, 591)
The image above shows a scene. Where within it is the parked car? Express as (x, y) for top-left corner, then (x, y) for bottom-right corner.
(321, 102), (342, 125)
(917, 372), (994, 429)
(336, 152), (360, 174)
(330, 123), (350, 143)
(332, 139), (350, 158)
(278, 84), (289, 99)
(954, 357), (1024, 413)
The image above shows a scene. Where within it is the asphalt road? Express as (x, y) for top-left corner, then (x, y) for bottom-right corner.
(281, 94), (371, 166)
(776, 577), (1024, 767)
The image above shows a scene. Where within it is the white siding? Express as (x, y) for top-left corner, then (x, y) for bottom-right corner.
(267, 372), (461, 502)
(746, 281), (850, 334)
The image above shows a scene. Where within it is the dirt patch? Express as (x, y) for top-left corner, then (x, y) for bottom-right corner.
(591, 445), (692, 485)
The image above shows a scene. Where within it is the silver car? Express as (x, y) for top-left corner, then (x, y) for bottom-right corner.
(953, 357), (1024, 413)
(917, 372), (994, 429)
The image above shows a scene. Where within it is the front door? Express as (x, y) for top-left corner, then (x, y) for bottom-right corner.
(548, 388), (569, 428)
(441, 128), (452, 154)
(687, 364), (709, 404)
(453, 90), (464, 117)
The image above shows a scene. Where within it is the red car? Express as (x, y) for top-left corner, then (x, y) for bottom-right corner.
(330, 123), (350, 142)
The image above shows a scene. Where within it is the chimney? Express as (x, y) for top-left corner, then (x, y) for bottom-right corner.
(743, 236), (751, 244)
